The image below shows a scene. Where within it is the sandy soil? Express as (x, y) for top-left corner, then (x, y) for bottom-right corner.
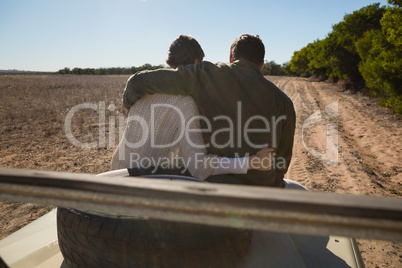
(0, 75), (401, 267)
(268, 76), (402, 268)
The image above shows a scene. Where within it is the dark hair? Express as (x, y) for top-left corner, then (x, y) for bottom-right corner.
(230, 34), (265, 66)
(166, 35), (205, 68)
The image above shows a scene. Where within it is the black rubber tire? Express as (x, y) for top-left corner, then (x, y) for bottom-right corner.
(57, 207), (253, 268)
(0, 256), (9, 268)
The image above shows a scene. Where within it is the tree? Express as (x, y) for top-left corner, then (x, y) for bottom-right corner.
(306, 39), (333, 79)
(282, 62), (296, 76)
(381, 5), (402, 48)
(261, 61), (287, 76)
(328, 3), (386, 88)
(388, 0), (402, 7)
(356, 5), (402, 113)
(290, 46), (311, 77)
(290, 3), (402, 114)
(57, 64), (166, 76)
(58, 67), (71, 74)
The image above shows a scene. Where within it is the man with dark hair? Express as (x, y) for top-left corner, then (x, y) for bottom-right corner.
(123, 34), (296, 188)
(230, 34), (265, 68)
(166, 34), (205, 68)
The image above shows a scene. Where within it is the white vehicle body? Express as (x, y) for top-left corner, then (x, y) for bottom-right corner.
(0, 169), (364, 268)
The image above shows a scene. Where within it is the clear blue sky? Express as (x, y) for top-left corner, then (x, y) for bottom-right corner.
(0, 0), (389, 72)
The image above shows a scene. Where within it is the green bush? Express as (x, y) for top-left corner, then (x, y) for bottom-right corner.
(290, 3), (401, 115)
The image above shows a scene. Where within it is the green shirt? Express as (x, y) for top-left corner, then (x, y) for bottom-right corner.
(123, 60), (296, 188)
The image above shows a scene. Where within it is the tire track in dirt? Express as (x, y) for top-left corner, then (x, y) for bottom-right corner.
(269, 77), (338, 192)
(286, 80), (323, 189)
(307, 80), (401, 197)
(305, 80), (402, 268)
(267, 76), (402, 268)
(301, 81), (361, 194)
(268, 76), (401, 197)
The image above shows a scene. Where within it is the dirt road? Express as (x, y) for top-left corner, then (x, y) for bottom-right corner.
(268, 76), (402, 267)
(0, 75), (401, 267)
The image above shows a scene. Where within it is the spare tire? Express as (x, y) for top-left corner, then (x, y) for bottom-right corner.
(57, 174), (253, 268)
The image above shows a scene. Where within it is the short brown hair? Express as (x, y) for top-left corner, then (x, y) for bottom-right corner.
(230, 34), (265, 66)
(166, 35), (205, 68)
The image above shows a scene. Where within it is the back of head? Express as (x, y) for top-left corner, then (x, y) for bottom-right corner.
(230, 34), (265, 66)
(166, 35), (205, 68)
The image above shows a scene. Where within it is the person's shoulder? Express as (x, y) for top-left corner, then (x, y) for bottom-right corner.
(180, 61), (222, 71)
(173, 61), (225, 77)
(263, 78), (294, 105)
(128, 66), (174, 79)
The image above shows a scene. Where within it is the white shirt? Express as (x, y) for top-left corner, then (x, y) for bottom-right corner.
(111, 94), (247, 180)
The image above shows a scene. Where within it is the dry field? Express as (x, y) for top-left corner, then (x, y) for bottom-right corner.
(0, 74), (401, 267)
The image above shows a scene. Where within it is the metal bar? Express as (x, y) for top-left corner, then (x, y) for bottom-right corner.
(0, 167), (401, 241)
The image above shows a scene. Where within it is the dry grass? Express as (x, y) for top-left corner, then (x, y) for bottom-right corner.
(0, 74), (128, 173)
(0, 74), (129, 239)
